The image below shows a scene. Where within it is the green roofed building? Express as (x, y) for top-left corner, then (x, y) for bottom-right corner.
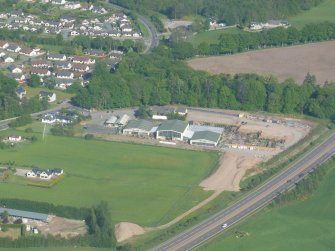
(123, 120), (155, 136)
(190, 131), (221, 147)
(156, 120), (189, 141)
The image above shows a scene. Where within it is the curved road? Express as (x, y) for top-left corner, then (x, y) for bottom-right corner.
(106, 0), (159, 53)
(153, 132), (335, 251)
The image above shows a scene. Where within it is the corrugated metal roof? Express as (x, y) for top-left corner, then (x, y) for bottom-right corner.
(157, 120), (189, 133)
(191, 131), (221, 143)
(124, 120), (154, 132)
(0, 207), (48, 221)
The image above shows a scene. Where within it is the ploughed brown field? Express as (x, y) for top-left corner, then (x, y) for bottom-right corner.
(187, 41), (335, 85)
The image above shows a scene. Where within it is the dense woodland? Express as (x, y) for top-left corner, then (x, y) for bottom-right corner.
(0, 74), (48, 120)
(70, 46), (335, 122)
(111, 0), (323, 24)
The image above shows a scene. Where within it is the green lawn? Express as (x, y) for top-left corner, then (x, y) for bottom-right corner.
(25, 87), (74, 102)
(289, 0), (335, 28)
(199, 161), (335, 251)
(0, 249), (108, 251)
(190, 27), (243, 45)
(0, 129), (218, 227)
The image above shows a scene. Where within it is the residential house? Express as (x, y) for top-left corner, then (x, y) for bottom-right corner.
(19, 48), (37, 57)
(8, 135), (22, 142)
(39, 91), (56, 102)
(64, 2), (81, 9)
(51, 0), (66, 5)
(30, 68), (51, 77)
(6, 44), (21, 53)
(55, 70), (74, 79)
(31, 60), (52, 68)
(8, 64), (22, 73)
(2, 55), (15, 63)
(104, 115), (118, 127)
(72, 63), (90, 72)
(8, 73), (26, 83)
(15, 86), (26, 99)
(72, 56), (95, 64)
(55, 78), (74, 89)
(115, 114), (130, 127)
(0, 41), (9, 49)
(54, 61), (72, 70)
(47, 53), (67, 61)
(84, 49), (105, 57)
(40, 170), (53, 180)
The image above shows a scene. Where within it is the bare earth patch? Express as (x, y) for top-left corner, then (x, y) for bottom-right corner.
(28, 216), (86, 238)
(200, 152), (264, 192)
(115, 108), (312, 241)
(187, 41), (335, 84)
(115, 222), (145, 242)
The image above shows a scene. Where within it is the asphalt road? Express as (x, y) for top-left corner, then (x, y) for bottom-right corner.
(106, 0), (159, 53)
(153, 132), (335, 251)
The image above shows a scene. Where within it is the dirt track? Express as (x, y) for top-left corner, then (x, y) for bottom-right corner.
(188, 41), (335, 84)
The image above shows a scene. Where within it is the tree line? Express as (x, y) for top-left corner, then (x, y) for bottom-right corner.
(0, 199), (115, 248)
(70, 48), (335, 122)
(169, 22), (335, 59)
(0, 29), (144, 54)
(110, 0), (323, 25)
(0, 73), (48, 120)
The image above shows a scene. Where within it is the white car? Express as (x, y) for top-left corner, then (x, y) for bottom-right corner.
(221, 223), (228, 229)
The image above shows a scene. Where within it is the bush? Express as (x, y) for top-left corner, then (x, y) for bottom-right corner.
(24, 128), (33, 133)
(84, 134), (94, 140)
(9, 115), (32, 128)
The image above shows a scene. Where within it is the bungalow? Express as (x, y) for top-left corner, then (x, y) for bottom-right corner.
(2, 55), (15, 63)
(0, 41), (9, 49)
(60, 16), (75, 23)
(19, 48), (37, 57)
(55, 70), (74, 79)
(51, 0), (66, 5)
(8, 135), (22, 142)
(72, 56), (95, 64)
(8, 73), (26, 83)
(31, 60), (51, 68)
(190, 131), (221, 147)
(0, 51), (5, 57)
(54, 61), (72, 70)
(39, 91), (56, 102)
(8, 64), (22, 73)
(47, 53), (67, 61)
(30, 68), (51, 77)
(55, 78), (73, 89)
(72, 63), (90, 72)
(84, 49), (105, 57)
(123, 120), (154, 136)
(64, 2), (81, 9)
(6, 44), (21, 53)
(156, 120), (189, 141)
(41, 113), (57, 124)
(15, 86), (26, 99)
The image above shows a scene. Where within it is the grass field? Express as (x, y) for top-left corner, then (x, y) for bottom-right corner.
(289, 0), (335, 29)
(190, 27), (242, 45)
(0, 129), (218, 227)
(199, 161), (335, 251)
(25, 87), (74, 102)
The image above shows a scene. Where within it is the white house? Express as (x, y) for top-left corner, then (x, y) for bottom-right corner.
(8, 135), (22, 142)
(39, 170), (53, 180)
(3, 55), (15, 63)
(26, 170), (37, 178)
(39, 91), (56, 102)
